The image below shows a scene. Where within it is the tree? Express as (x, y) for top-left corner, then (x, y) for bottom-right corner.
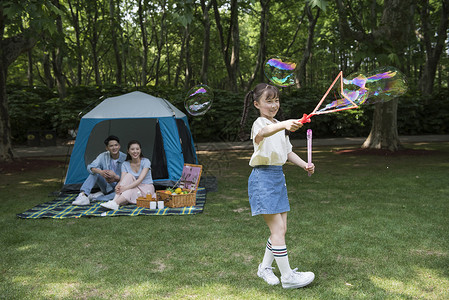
(200, 0), (212, 84)
(0, 1), (58, 162)
(246, 0), (270, 90)
(109, 0), (122, 85)
(336, 0), (416, 151)
(296, 3), (320, 88)
(212, 0), (240, 92)
(417, 0), (449, 96)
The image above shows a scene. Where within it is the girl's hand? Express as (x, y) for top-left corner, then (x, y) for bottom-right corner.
(304, 163), (315, 174)
(284, 119), (303, 132)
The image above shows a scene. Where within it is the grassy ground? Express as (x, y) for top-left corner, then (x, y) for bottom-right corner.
(1, 142), (448, 299)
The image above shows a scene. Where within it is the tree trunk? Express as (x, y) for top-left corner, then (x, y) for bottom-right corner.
(229, 0), (240, 91)
(0, 31), (37, 162)
(109, 0), (122, 85)
(184, 23), (192, 89)
(212, 0), (239, 92)
(297, 3), (320, 88)
(27, 49), (33, 86)
(68, 0), (82, 85)
(200, 0), (212, 84)
(138, 0), (148, 86)
(362, 100), (402, 151)
(418, 0), (449, 96)
(174, 29), (185, 87)
(87, 3), (102, 86)
(155, 0), (167, 86)
(247, 0), (270, 90)
(43, 51), (54, 88)
(51, 0), (67, 99)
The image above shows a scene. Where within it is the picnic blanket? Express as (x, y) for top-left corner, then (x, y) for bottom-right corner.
(17, 188), (206, 219)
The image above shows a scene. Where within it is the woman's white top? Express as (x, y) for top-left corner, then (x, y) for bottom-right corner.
(249, 117), (293, 167)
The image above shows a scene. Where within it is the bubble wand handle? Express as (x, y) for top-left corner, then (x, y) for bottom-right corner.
(299, 113), (313, 124)
(307, 129), (312, 177)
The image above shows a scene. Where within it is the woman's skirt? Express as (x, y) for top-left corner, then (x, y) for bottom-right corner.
(248, 165), (289, 216)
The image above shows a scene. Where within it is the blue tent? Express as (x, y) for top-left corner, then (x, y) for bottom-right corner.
(63, 91), (197, 191)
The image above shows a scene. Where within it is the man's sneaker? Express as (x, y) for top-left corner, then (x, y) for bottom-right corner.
(100, 200), (119, 210)
(257, 263), (280, 285)
(88, 191), (104, 200)
(72, 193), (90, 205)
(281, 268), (315, 289)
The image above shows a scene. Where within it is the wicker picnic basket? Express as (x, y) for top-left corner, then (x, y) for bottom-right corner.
(157, 189), (196, 208)
(136, 194), (156, 208)
(156, 164), (202, 208)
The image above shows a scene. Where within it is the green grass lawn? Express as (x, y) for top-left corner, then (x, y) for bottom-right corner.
(1, 142), (448, 299)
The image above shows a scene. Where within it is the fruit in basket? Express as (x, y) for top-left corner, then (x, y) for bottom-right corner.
(175, 188), (182, 194)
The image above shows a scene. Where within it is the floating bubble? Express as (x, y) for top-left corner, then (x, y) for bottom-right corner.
(184, 85), (214, 116)
(315, 67), (408, 115)
(343, 66), (408, 105)
(263, 56), (297, 87)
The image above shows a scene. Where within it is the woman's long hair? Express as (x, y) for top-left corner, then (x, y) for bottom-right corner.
(125, 140), (144, 161)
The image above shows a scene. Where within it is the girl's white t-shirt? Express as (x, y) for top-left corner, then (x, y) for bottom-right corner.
(249, 117), (293, 167)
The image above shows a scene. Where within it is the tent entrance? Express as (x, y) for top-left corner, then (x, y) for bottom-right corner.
(85, 118), (168, 179)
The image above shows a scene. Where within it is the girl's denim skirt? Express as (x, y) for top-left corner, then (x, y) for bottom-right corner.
(248, 165), (290, 216)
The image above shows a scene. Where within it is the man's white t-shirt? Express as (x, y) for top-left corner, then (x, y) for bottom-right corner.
(249, 117), (293, 167)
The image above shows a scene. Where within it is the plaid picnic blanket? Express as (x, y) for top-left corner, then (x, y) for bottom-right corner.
(17, 188), (206, 219)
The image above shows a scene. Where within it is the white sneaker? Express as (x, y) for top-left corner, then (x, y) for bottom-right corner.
(100, 200), (119, 210)
(257, 264), (280, 285)
(72, 193), (90, 205)
(281, 268), (315, 289)
(88, 191), (104, 200)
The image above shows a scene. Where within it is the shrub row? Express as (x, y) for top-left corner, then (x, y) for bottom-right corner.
(7, 85), (449, 144)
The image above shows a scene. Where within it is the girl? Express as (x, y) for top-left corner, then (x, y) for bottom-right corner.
(100, 140), (156, 210)
(240, 83), (315, 289)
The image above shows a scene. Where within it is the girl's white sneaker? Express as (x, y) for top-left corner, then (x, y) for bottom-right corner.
(257, 264), (280, 285)
(281, 268), (315, 289)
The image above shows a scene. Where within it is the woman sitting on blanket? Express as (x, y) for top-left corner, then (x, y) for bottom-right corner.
(100, 140), (156, 210)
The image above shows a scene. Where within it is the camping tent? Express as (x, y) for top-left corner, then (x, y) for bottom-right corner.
(63, 91), (197, 191)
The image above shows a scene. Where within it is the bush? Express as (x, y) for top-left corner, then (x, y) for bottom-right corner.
(7, 85), (449, 145)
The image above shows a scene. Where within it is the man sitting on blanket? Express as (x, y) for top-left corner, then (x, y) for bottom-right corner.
(72, 135), (127, 205)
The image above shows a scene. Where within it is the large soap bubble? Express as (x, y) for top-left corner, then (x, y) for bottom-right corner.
(264, 56), (297, 87)
(184, 85), (214, 116)
(343, 66), (408, 105)
(315, 66), (408, 115)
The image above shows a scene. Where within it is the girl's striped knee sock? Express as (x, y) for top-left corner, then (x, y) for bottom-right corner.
(261, 238), (274, 267)
(272, 245), (292, 277)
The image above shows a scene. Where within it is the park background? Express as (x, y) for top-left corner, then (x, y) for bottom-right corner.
(1, 1), (449, 299)
(1, 0), (449, 159)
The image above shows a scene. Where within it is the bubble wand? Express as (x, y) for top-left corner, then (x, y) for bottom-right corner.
(298, 71), (359, 124)
(298, 67), (407, 124)
(307, 129), (312, 177)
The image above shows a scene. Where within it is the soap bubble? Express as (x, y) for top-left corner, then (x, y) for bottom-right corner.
(184, 85), (214, 116)
(264, 56), (297, 87)
(343, 66), (408, 105)
(363, 66), (408, 104)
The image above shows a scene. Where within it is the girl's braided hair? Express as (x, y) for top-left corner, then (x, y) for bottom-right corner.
(238, 83), (288, 141)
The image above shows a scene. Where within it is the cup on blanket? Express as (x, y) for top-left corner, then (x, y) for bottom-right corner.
(149, 201), (157, 209)
(157, 201), (164, 209)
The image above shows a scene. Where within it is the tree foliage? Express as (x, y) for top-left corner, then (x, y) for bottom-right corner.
(1, 0), (448, 160)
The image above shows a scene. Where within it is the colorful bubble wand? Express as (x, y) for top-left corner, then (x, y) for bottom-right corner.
(298, 67), (407, 124)
(298, 71), (358, 124)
